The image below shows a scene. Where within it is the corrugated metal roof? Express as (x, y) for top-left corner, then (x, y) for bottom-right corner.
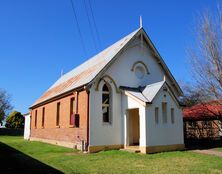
(125, 81), (165, 103)
(142, 81), (165, 102)
(31, 28), (141, 107)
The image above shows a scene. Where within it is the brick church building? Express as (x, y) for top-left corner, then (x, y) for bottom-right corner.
(29, 27), (184, 153)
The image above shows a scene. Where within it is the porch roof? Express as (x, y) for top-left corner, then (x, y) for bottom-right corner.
(121, 81), (165, 103)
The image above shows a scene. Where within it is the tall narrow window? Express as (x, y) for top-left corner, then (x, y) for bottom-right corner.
(56, 102), (60, 127)
(171, 108), (175, 124)
(35, 110), (37, 128)
(42, 107), (45, 128)
(155, 107), (159, 124)
(70, 98), (75, 125)
(74, 114), (80, 128)
(102, 84), (110, 123)
(162, 102), (167, 123)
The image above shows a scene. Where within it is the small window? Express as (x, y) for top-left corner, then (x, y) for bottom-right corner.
(42, 107), (45, 128)
(74, 114), (80, 128)
(155, 107), (159, 124)
(56, 102), (60, 127)
(70, 98), (75, 125)
(162, 102), (167, 123)
(102, 84), (110, 123)
(35, 110), (37, 128)
(171, 108), (175, 124)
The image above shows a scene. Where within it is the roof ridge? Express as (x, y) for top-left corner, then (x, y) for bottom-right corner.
(145, 80), (165, 87)
(138, 86), (150, 102)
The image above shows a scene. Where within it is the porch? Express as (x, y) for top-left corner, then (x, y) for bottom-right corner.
(123, 107), (146, 153)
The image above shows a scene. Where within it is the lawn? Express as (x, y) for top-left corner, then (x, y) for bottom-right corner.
(1, 136), (222, 174)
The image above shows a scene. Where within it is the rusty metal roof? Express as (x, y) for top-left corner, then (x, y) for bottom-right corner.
(31, 28), (141, 107)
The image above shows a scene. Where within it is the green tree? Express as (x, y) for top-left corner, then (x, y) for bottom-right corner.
(5, 111), (24, 129)
(0, 89), (12, 125)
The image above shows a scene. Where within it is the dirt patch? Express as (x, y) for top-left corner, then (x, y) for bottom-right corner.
(191, 149), (222, 157)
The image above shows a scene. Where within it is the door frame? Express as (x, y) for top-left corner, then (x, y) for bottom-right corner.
(126, 108), (140, 146)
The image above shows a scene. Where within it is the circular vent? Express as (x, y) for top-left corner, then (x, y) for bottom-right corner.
(135, 66), (145, 79)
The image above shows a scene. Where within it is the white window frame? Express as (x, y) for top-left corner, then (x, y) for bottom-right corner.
(102, 84), (112, 124)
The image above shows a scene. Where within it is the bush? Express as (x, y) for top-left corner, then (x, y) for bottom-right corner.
(5, 111), (24, 129)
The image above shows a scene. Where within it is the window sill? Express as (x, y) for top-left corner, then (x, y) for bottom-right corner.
(69, 125), (80, 128)
(102, 122), (112, 126)
(56, 125), (60, 128)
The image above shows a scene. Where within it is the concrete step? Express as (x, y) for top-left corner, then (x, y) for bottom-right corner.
(120, 148), (141, 153)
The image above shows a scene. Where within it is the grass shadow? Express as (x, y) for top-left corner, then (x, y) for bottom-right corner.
(0, 141), (63, 174)
(0, 128), (24, 136)
(185, 138), (222, 150)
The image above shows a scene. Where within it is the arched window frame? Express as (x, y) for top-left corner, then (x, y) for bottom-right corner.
(131, 61), (150, 74)
(102, 82), (112, 124)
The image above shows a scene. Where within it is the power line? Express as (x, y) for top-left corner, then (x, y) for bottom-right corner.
(69, 0), (87, 56)
(88, 0), (101, 49)
(83, 0), (98, 52)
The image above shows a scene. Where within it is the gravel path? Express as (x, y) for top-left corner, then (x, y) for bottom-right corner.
(192, 149), (222, 157)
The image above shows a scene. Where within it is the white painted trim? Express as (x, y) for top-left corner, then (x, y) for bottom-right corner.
(124, 91), (146, 106)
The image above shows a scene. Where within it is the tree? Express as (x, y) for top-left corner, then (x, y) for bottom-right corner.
(0, 89), (12, 125)
(186, 8), (222, 138)
(188, 8), (222, 101)
(5, 111), (24, 129)
(180, 83), (202, 107)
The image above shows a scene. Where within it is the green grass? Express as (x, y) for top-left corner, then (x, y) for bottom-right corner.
(1, 136), (222, 174)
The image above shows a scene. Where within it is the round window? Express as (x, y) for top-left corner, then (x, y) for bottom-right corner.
(135, 66), (145, 79)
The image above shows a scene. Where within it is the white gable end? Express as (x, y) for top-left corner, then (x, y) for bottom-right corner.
(88, 28), (184, 153)
(145, 83), (184, 146)
(98, 35), (175, 95)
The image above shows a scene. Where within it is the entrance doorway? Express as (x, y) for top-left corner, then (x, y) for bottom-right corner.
(127, 108), (140, 146)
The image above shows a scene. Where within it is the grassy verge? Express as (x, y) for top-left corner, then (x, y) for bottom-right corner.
(1, 136), (222, 174)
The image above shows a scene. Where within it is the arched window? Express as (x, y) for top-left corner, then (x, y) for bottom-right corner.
(102, 83), (111, 123)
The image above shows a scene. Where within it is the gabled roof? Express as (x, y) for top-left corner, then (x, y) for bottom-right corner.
(142, 81), (165, 102)
(122, 81), (165, 103)
(31, 27), (182, 109)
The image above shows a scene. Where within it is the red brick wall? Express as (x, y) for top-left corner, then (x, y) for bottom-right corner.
(30, 89), (89, 144)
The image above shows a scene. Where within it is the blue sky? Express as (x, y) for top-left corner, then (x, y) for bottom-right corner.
(0, 0), (219, 114)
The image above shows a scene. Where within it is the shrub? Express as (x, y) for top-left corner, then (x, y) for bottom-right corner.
(5, 111), (24, 129)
